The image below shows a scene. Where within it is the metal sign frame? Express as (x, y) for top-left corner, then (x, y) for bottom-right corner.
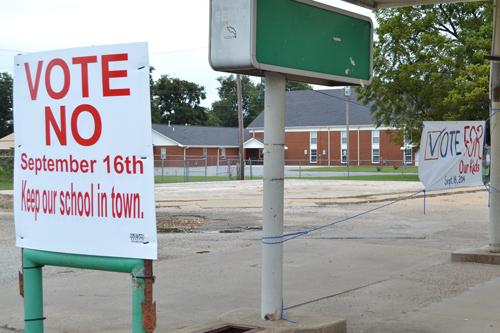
(20, 249), (156, 333)
(209, 0), (374, 86)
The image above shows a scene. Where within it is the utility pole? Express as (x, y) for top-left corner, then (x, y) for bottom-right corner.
(489, 0), (500, 252)
(237, 74), (245, 180)
(345, 86), (351, 176)
(261, 72), (285, 320)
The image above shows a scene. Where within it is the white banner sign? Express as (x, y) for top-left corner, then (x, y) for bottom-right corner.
(13, 43), (157, 259)
(418, 121), (485, 191)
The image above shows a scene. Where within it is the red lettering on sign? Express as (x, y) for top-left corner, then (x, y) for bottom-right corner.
(72, 56), (98, 98)
(102, 53), (130, 97)
(71, 104), (102, 146)
(45, 105), (67, 145)
(24, 61), (43, 100)
(45, 58), (70, 100)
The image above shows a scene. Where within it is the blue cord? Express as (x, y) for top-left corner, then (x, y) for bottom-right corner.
(281, 301), (297, 324)
(262, 190), (424, 245)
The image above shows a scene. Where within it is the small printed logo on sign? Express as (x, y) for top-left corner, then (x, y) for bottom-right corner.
(130, 233), (145, 243)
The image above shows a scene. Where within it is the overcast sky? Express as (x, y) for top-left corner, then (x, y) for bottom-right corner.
(0, 0), (373, 107)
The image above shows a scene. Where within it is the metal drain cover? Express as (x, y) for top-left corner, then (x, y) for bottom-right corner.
(195, 324), (263, 333)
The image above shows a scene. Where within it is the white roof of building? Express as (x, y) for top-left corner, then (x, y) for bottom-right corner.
(0, 133), (14, 150)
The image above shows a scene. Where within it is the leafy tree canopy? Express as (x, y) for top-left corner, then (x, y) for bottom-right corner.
(151, 74), (208, 126)
(286, 80), (312, 91)
(0, 72), (13, 138)
(211, 75), (264, 127)
(358, 2), (492, 144)
(211, 76), (312, 127)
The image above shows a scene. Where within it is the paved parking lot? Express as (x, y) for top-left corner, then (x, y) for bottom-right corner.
(1, 180), (499, 332)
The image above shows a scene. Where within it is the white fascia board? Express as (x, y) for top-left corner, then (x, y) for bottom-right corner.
(249, 125), (398, 133)
(184, 145), (239, 148)
(152, 130), (183, 147)
(244, 137), (264, 149)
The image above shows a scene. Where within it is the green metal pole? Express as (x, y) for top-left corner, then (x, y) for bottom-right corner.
(24, 249), (143, 273)
(132, 264), (146, 333)
(23, 250), (44, 333)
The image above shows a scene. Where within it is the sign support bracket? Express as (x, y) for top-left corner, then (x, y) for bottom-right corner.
(21, 249), (155, 333)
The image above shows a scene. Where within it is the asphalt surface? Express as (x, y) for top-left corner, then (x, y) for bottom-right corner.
(1, 180), (499, 332)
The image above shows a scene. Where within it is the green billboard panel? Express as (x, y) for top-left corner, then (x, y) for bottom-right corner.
(210, 0), (373, 86)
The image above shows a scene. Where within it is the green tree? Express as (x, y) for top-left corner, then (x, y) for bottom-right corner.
(211, 75), (264, 127)
(149, 67), (163, 123)
(0, 72), (13, 138)
(151, 75), (208, 125)
(358, 2), (492, 144)
(286, 80), (312, 91)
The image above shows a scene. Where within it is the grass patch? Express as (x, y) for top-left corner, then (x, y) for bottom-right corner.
(0, 174), (417, 189)
(0, 178), (13, 190)
(288, 174), (419, 182)
(293, 165), (418, 173)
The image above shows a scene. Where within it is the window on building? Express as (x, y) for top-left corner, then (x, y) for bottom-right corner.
(310, 131), (318, 163)
(404, 148), (412, 164)
(311, 149), (317, 163)
(341, 131), (348, 164)
(310, 131), (317, 145)
(372, 149), (380, 163)
(341, 149), (347, 163)
(160, 147), (167, 160)
(220, 148), (226, 159)
(372, 130), (380, 164)
(203, 148), (208, 157)
(403, 137), (412, 164)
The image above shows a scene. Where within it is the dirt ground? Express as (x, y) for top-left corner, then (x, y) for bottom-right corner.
(1, 180), (499, 333)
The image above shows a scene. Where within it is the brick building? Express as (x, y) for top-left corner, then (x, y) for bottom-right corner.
(152, 124), (261, 167)
(246, 89), (413, 166)
(151, 89), (413, 166)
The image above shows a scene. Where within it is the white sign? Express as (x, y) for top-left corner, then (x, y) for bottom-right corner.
(13, 43), (157, 259)
(418, 121), (485, 191)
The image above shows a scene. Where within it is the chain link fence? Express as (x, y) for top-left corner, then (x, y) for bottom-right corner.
(154, 155), (417, 183)
(0, 154), (417, 188)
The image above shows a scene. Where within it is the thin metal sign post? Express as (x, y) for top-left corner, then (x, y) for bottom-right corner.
(237, 74), (245, 180)
(345, 87), (351, 176)
(20, 249), (156, 333)
(489, 0), (500, 252)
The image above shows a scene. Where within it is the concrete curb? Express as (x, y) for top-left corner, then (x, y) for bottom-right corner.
(452, 247), (500, 265)
(172, 310), (346, 333)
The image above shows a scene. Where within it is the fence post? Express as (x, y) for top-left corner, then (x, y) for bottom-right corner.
(183, 159), (187, 182)
(299, 160), (302, 178)
(249, 158), (253, 180)
(205, 157), (208, 181)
